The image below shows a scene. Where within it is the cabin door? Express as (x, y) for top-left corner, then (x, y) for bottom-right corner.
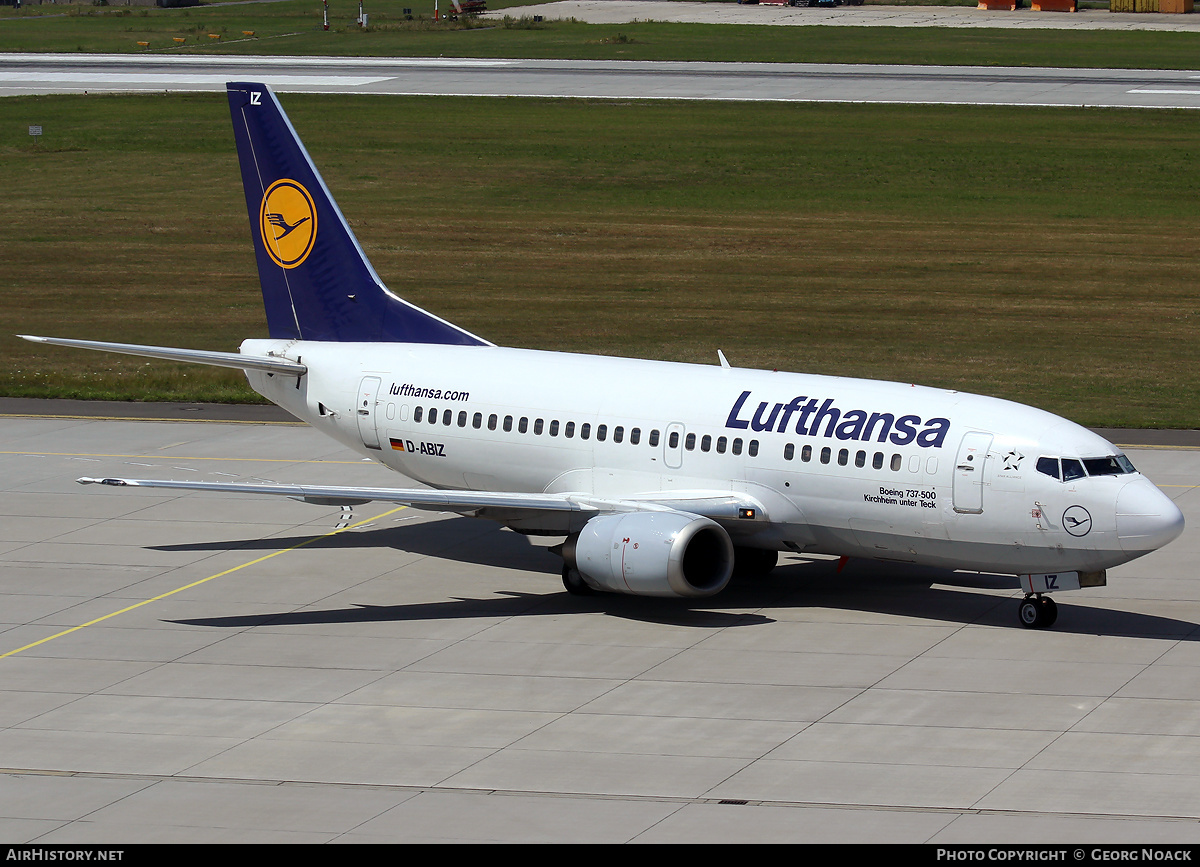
(952, 431), (993, 514)
(356, 376), (382, 450)
(664, 423), (685, 469)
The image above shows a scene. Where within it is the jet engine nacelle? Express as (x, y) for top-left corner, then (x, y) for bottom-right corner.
(569, 511), (735, 598)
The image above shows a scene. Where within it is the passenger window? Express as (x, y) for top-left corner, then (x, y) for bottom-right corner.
(503, 415), (513, 432)
(631, 428), (641, 445)
(668, 431), (679, 449)
(748, 440), (759, 457)
(534, 418), (544, 435)
(414, 406), (423, 423)
(732, 438), (743, 456)
(872, 452), (883, 470)
(565, 421), (575, 438)
(716, 436), (727, 454)
(429, 408), (438, 424)
(649, 429), (660, 447)
(473, 412), (482, 429)
(519, 417), (528, 434)
(855, 450), (866, 468)
(685, 433), (696, 451)
(838, 448), (849, 466)
(802, 445), (812, 462)
(701, 435), (712, 452)
(784, 443), (794, 461)
(597, 424), (607, 442)
(446, 411), (454, 426)
(891, 454), (902, 471)
(614, 426), (624, 443)
(820, 447), (831, 464)
(458, 411), (467, 427)
(488, 414), (498, 431)
(549, 420), (559, 437)
(581, 423), (591, 440)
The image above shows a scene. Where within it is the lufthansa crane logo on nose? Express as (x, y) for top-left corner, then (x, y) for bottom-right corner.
(1063, 505), (1093, 537)
(259, 179), (317, 269)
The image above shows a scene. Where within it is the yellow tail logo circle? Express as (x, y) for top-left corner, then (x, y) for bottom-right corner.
(259, 179), (317, 269)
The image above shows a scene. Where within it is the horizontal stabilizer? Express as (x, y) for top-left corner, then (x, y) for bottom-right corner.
(19, 335), (307, 376)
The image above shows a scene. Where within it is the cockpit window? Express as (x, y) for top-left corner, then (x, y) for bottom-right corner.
(1036, 457), (1060, 480)
(1083, 455), (1137, 476)
(1038, 454), (1136, 483)
(1061, 458), (1086, 482)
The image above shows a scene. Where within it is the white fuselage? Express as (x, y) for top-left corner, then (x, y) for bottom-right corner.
(243, 338), (1182, 576)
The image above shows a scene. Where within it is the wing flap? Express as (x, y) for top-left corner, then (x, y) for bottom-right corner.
(76, 476), (769, 522)
(77, 477), (583, 513)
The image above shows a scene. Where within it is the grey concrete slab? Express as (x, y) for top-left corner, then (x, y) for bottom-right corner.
(2, 415), (1200, 842)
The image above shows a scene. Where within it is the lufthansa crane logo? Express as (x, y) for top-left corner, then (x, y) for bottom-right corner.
(259, 179), (317, 269)
(1063, 505), (1093, 537)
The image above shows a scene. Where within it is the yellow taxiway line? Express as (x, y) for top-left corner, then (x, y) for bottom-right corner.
(0, 506), (408, 660)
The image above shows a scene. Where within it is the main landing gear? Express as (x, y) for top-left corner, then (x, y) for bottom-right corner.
(562, 564), (594, 596)
(1018, 594), (1058, 629)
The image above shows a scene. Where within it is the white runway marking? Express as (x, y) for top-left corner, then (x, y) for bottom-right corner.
(0, 72), (395, 87)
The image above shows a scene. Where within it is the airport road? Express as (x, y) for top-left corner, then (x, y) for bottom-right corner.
(522, 0), (1200, 32)
(4, 52), (1200, 109)
(2, 412), (1199, 843)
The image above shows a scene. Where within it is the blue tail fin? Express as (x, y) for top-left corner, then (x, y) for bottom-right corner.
(226, 82), (489, 346)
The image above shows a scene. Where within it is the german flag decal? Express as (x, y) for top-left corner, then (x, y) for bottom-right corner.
(389, 437), (406, 451)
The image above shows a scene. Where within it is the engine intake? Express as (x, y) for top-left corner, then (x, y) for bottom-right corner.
(567, 511), (735, 598)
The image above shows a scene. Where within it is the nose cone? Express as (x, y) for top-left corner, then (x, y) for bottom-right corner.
(1116, 479), (1185, 553)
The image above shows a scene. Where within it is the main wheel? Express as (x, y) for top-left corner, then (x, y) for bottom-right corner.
(562, 564), (594, 596)
(733, 546), (778, 578)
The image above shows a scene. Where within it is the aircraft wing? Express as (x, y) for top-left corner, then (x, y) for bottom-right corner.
(75, 477), (765, 531)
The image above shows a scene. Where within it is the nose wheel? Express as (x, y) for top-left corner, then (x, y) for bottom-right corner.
(1018, 594), (1058, 629)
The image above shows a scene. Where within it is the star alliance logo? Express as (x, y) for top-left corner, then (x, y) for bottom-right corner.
(1002, 450), (1024, 471)
(259, 179), (317, 270)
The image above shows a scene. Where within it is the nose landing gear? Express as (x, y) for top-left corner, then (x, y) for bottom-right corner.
(1018, 594), (1058, 629)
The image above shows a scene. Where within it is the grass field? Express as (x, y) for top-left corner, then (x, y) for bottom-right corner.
(3, 91), (1198, 428)
(3, 0), (1200, 69)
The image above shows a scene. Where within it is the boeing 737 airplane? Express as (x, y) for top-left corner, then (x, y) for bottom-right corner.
(21, 83), (1185, 629)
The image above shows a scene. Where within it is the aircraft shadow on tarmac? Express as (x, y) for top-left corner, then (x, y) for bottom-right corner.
(158, 518), (1200, 638)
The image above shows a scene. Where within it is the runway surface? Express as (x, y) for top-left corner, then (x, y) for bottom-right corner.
(4, 51), (1200, 109)
(1, 411), (1199, 842)
(5, 0), (1200, 109)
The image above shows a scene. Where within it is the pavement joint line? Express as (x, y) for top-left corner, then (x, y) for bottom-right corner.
(0, 505), (408, 660)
